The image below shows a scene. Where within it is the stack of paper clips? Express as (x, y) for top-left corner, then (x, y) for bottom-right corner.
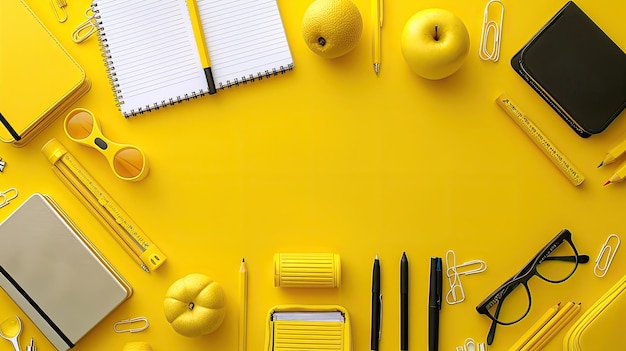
(445, 250), (487, 305)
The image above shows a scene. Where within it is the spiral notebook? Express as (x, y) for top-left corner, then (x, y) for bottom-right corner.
(92, 0), (294, 117)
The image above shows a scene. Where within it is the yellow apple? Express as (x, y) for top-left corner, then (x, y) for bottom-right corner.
(401, 9), (470, 80)
(163, 273), (226, 337)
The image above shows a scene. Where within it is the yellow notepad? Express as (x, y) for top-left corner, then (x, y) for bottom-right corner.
(0, 193), (132, 350)
(265, 305), (351, 351)
(0, 0), (90, 146)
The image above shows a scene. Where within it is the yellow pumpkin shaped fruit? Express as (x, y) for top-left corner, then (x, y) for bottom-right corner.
(163, 273), (226, 337)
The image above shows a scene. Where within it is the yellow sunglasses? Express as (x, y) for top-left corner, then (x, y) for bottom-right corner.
(64, 108), (149, 181)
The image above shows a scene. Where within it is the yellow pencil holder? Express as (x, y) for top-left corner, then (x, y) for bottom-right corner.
(274, 253), (341, 288)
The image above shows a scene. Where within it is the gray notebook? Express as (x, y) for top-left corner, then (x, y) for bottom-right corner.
(0, 193), (132, 350)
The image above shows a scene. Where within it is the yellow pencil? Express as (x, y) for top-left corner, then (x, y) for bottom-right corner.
(603, 161), (626, 186)
(519, 301), (575, 351)
(598, 138), (626, 167)
(508, 302), (561, 351)
(496, 93), (585, 186)
(186, 0), (217, 94)
(239, 258), (248, 351)
(529, 302), (581, 351)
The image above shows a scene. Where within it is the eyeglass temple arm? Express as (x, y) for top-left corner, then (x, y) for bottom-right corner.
(542, 254), (590, 263)
(486, 281), (521, 345)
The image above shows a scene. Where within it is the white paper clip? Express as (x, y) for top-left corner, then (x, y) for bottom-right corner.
(594, 234), (620, 278)
(113, 317), (149, 333)
(479, 0), (504, 62)
(445, 250), (487, 305)
(457, 338), (487, 351)
(0, 188), (18, 208)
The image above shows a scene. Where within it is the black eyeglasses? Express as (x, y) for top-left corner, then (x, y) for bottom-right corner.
(475, 229), (589, 345)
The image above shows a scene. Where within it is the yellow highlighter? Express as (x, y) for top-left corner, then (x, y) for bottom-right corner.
(187, 0), (217, 94)
(42, 138), (166, 272)
(496, 93), (585, 186)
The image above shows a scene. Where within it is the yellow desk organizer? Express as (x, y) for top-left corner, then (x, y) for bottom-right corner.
(564, 273), (626, 350)
(264, 305), (351, 351)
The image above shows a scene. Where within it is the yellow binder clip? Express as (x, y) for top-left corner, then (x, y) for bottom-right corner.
(50, 0), (68, 23)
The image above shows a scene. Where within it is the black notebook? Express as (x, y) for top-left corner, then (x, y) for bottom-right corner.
(512, 1), (626, 137)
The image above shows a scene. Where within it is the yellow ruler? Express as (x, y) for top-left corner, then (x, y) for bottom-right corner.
(42, 138), (166, 272)
(496, 93), (585, 187)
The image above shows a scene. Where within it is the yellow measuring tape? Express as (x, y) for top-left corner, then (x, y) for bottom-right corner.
(42, 138), (166, 272)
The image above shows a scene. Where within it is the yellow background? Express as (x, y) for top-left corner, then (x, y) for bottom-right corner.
(1, 0), (626, 350)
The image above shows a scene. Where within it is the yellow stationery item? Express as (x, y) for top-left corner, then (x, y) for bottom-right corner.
(530, 303), (580, 350)
(41, 138), (166, 272)
(371, 0), (383, 74)
(0, 193), (132, 351)
(186, 0), (216, 94)
(239, 258), (248, 351)
(508, 302), (561, 351)
(264, 305), (351, 351)
(64, 108), (149, 181)
(564, 273), (626, 350)
(91, 0), (293, 117)
(496, 93), (585, 186)
(520, 301), (577, 351)
(603, 161), (626, 185)
(274, 253), (341, 288)
(598, 138), (626, 167)
(0, 0), (90, 146)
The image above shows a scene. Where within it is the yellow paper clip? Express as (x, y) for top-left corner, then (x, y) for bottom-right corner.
(0, 188), (18, 208)
(113, 317), (149, 333)
(479, 0), (504, 62)
(72, 8), (96, 43)
(50, 0), (68, 23)
(594, 234), (620, 278)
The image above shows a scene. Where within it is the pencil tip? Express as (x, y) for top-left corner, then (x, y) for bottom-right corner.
(604, 180), (611, 186)
(597, 161), (604, 168)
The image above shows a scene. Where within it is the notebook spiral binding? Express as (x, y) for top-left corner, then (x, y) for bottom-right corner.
(91, 3), (294, 118)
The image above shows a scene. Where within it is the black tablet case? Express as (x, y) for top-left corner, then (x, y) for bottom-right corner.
(511, 1), (626, 138)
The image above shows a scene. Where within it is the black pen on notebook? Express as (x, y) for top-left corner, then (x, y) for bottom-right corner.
(186, 0), (217, 94)
(371, 255), (382, 351)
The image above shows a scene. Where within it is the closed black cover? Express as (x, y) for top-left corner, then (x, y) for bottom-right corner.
(512, 1), (626, 137)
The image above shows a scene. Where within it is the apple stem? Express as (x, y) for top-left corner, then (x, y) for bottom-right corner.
(434, 25), (439, 41)
(188, 302), (195, 310)
(318, 37), (326, 47)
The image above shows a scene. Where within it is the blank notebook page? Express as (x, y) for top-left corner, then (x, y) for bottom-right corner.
(197, 0), (293, 88)
(94, 0), (207, 115)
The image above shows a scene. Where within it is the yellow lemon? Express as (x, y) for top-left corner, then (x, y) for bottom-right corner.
(302, 0), (363, 59)
(122, 342), (153, 351)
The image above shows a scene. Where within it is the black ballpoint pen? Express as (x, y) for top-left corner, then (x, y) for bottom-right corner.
(371, 255), (382, 351)
(428, 257), (442, 351)
(401, 252), (409, 351)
